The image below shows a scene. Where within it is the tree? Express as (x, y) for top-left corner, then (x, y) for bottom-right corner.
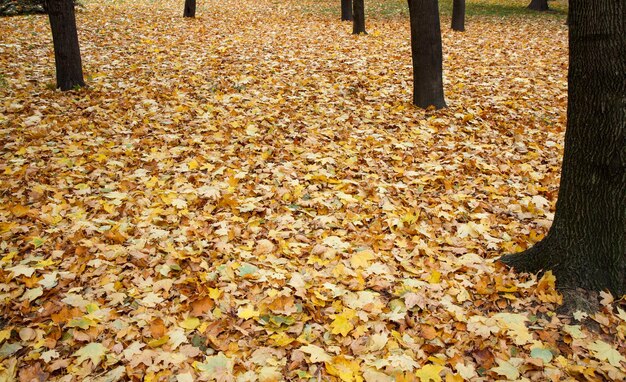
(341, 0), (352, 21)
(527, 0), (549, 11)
(46, 0), (85, 91)
(352, 0), (366, 34)
(451, 0), (465, 31)
(501, 0), (626, 298)
(183, 0), (195, 17)
(407, 0), (445, 108)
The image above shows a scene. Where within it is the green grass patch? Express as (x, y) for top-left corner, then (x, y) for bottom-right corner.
(303, 0), (567, 19)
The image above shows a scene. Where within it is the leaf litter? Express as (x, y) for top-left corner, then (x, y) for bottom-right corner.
(0, 0), (624, 381)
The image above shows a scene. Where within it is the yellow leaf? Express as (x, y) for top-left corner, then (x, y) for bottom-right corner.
(330, 310), (356, 337)
(536, 271), (562, 303)
(180, 317), (200, 330)
(0, 222), (17, 233)
(270, 332), (294, 347)
(0, 329), (12, 343)
(148, 335), (170, 348)
(325, 356), (362, 382)
(237, 305), (260, 319)
(187, 159), (199, 170)
(145, 176), (158, 188)
(427, 270), (441, 284)
(208, 288), (222, 300)
(213, 307), (222, 318)
(350, 250), (375, 269)
(299, 344), (332, 363)
(415, 364), (444, 382)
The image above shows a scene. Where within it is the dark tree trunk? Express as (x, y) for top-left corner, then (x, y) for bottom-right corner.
(407, 0), (446, 109)
(527, 0), (549, 11)
(501, 0), (626, 297)
(183, 0), (195, 17)
(352, 0), (366, 34)
(341, 0), (353, 21)
(451, 0), (465, 31)
(46, 0), (84, 91)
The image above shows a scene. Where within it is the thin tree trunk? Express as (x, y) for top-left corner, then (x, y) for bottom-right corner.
(352, 0), (366, 34)
(527, 0), (549, 11)
(451, 0), (465, 31)
(183, 0), (195, 17)
(501, 0), (626, 297)
(341, 0), (353, 21)
(46, 0), (84, 91)
(407, 0), (446, 109)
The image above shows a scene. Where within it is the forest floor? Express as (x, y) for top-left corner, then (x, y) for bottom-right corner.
(1, 0), (625, 381)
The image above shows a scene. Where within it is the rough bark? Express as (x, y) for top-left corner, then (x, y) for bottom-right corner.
(183, 0), (195, 17)
(451, 0), (465, 31)
(527, 0), (549, 11)
(407, 0), (446, 109)
(46, 0), (85, 91)
(352, 0), (366, 34)
(341, 0), (352, 21)
(501, 0), (626, 297)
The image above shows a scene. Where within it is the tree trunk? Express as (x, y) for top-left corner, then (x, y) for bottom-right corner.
(407, 0), (446, 109)
(341, 0), (353, 21)
(501, 0), (626, 297)
(352, 0), (366, 34)
(527, 0), (549, 11)
(451, 0), (465, 31)
(183, 0), (195, 17)
(46, 0), (85, 91)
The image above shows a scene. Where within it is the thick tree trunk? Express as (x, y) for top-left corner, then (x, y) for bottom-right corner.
(341, 0), (353, 21)
(501, 0), (626, 297)
(352, 0), (366, 34)
(527, 0), (549, 11)
(407, 0), (446, 109)
(183, 0), (195, 17)
(46, 0), (85, 91)
(451, 0), (465, 31)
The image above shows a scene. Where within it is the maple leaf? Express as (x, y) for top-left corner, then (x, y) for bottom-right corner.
(325, 356), (362, 382)
(491, 358), (522, 380)
(586, 340), (625, 367)
(330, 309), (356, 336)
(350, 250), (375, 269)
(41, 350), (60, 363)
(6, 264), (36, 278)
(72, 342), (108, 367)
(299, 344), (332, 363)
(123, 342), (144, 361)
(258, 366), (282, 382)
(93, 366), (125, 382)
(193, 353), (233, 380)
(493, 313), (533, 345)
(168, 328), (189, 349)
(21, 287), (43, 302)
(415, 364), (444, 382)
(197, 185), (221, 199)
(454, 363), (477, 379)
(139, 293), (164, 308)
(180, 317), (200, 330)
(237, 304), (260, 319)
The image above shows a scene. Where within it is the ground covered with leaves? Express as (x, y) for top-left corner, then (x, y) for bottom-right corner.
(1, 0), (625, 381)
